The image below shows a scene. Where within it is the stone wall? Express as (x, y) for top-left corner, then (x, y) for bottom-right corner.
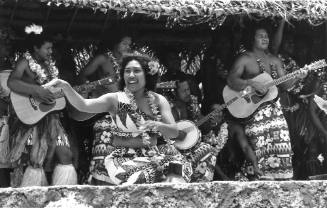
(1, 181), (326, 207)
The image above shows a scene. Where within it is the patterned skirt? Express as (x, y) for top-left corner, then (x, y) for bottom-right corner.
(89, 114), (193, 185)
(244, 100), (293, 180)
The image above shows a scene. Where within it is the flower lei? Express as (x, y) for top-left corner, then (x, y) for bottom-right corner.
(124, 88), (162, 147)
(24, 51), (58, 84)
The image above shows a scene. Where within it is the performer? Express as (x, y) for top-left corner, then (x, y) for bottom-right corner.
(7, 25), (77, 186)
(227, 25), (307, 180)
(46, 53), (193, 185)
(171, 76), (229, 181)
(79, 33), (132, 98)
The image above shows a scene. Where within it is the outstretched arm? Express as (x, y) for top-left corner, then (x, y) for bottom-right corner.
(45, 79), (117, 114)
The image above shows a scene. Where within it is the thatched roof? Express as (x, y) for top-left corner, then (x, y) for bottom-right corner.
(40, 0), (327, 27)
(0, 0), (326, 46)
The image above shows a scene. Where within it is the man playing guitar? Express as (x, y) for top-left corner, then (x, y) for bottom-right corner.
(227, 25), (307, 180)
(7, 26), (77, 186)
(171, 75), (229, 182)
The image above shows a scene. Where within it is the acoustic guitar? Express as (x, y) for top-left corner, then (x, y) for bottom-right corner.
(223, 59), (327, 119)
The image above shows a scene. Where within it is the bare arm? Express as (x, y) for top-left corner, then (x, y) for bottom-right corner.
(156, 94), (179, 139)
(47, 79), (117, 114)
(79, 55), (106, 78)
(227, 55), (249, 91)
(8, 59), (55, 103)
(271, 19), (286, 55)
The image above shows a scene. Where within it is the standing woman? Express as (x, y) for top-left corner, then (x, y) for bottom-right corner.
(48, 53), (192, 185)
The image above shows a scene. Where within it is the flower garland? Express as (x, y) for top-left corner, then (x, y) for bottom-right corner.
(24, 51), (59, 84)
(124, 88), (162, 146)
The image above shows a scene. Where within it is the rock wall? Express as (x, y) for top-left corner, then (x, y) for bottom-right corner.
(1, 181), (326, 207)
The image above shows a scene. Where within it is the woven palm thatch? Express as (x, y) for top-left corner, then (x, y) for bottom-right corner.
(41, 0), (327, 27)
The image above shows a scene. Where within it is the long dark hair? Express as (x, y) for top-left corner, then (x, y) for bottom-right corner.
(119, 53), (159, 91)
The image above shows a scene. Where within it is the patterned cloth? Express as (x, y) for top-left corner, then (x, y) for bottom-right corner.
(181, 122), (229, 182)
(244, 100), (293, 180)
(90, 91), (192, 185)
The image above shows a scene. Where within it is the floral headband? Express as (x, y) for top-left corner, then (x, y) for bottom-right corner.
(148, 60), (160, 75)
(25, 24), (43, 35)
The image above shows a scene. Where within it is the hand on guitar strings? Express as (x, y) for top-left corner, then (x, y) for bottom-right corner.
(209, 104), (224, 126)
(35, 87), (55, 104)
(247, 79), (267, 95)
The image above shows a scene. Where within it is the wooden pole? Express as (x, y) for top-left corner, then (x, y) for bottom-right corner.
(66, 7), (79, 35)
(9, 0), (18, 25)
(43, 6), (52, 29)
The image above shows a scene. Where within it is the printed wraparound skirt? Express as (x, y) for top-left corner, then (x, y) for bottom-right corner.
(244, 100), (293, 180)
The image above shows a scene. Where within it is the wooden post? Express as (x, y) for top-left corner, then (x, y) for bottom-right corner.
(43, 6), (52, 29)
(9, 0), (18, 25)
(66, 7), (79, 35)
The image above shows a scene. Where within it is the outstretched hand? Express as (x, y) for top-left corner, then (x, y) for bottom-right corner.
(42, 78), (69, 89)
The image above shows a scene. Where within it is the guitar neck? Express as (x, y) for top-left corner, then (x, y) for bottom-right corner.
(195, 97), (238, 126)
(73, 77), (115, 93)
(265, 70), (299, 88)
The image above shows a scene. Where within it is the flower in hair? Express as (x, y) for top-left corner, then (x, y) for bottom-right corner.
(25, 24), (43, 35)
(148, 61), (160, 75)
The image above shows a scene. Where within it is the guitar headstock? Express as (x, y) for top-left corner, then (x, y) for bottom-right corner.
(156, 81), (176, 89)
(304, 59), (327, 72)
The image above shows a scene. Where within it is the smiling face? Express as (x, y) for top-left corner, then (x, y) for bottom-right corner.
(253, 29), (269, 51)
(123, 59), (146, 92)
(34, 41), (53, 62)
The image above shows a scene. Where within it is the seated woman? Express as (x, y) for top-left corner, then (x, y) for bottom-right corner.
(47, 53), (192, 185)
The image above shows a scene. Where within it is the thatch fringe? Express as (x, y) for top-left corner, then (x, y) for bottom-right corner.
(40, 0), (327, 27)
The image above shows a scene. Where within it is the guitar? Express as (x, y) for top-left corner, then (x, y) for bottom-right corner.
(10, 77), (116, 125)
(173, 97), (239, 150)
(223, 59), (327, 119)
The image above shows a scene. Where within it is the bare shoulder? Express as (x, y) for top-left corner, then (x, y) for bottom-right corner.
(235, 52), (253, 63)
(152, 92), (169, 106)
(92, 54), (108, 64)
(15, 58), (29, 69)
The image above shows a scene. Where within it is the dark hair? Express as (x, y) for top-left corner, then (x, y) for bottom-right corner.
(244, 24), (270, 51)
(96, 28), (132, 55)
(119, 53), (159, 91)
(25, 33), (53, 53)
(175, 73), (190, 89)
